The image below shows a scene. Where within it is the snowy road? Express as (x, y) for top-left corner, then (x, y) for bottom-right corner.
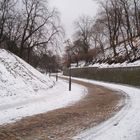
(72, 78), (140, 140)
(0, 49), (87, 125)
(0, 79), (87, 125)
(0, 76), (123, 140)
(1, 49), (140, 139)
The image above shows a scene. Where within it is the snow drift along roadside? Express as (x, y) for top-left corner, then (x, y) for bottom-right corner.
(72, 77), (140, 140)
(0, 49), (87, 125)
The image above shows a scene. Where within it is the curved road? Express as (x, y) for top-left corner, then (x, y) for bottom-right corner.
(0, 78), (125, 140)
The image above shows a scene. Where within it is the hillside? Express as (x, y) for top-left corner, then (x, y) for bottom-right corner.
(97, 37), (140, 64)
(70, 37), (140, 69)
(0, 49), (86, 125)
(0, 49), (54, 102)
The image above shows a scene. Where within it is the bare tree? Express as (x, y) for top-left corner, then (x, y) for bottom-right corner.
(119, 0), (137, 58)
(0, 0), (17, 44)
(133, 0), (140, 36)
(74, 15), (93, 54)
(91, 18), (106, 58)
(99, 0), (123, 57)
(18, 0), (64, 60)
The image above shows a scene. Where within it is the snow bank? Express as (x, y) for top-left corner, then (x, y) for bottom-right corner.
(0, 49), (87, 125)
(0, 79), (87, 125)
(0, 49), (54, 106)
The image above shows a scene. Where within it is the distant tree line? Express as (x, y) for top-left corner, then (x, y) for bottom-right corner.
(64, 0), (140, 67)
(0, 0), (64, 72)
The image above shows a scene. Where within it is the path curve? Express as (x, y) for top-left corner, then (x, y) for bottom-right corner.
(0, 78), (126, 140)
(73, 78), (140, 140)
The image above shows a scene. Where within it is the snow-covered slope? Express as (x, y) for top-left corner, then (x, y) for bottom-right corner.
(0, 49), (87, 125)
(71, 37), (140, 69)
(0, 49), (54, 105)
(71, 60), (140, 69)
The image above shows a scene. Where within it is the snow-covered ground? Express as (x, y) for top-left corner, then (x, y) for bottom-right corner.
(95, 36), (140, 64)
(71, 59), (140, 69)
(0, 79), (87, 125)
(88, 60), (140, 68)
(0, 49), (87, 125)
(1, 48), (140, 140)
(71, 37), (140, 69)
(72, 77), (140, 140)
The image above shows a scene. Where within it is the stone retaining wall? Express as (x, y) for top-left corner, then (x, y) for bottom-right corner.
(63, 67), (140, 87)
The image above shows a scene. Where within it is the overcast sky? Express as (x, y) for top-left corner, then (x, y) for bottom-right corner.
(49, 0), (99, 39)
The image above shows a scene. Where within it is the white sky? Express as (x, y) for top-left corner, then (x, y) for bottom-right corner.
(49, 0), (99, 39)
